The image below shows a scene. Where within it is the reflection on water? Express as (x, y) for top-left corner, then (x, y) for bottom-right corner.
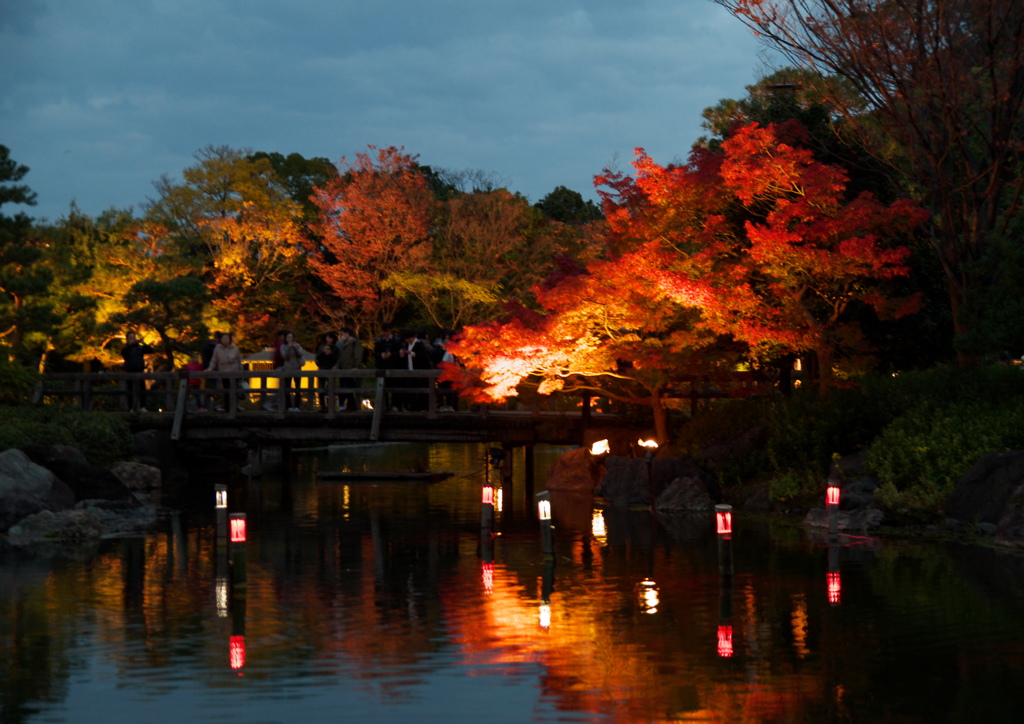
(4, 442), (1024, 723)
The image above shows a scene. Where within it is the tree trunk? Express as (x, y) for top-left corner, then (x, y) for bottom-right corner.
(650, 392), (669, 444)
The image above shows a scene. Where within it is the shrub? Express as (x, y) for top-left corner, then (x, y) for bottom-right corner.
(0, 358), (39, 404)
(0, 405), (131, 466)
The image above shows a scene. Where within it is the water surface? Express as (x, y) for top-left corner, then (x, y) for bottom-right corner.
(4, 442), (1024, 723)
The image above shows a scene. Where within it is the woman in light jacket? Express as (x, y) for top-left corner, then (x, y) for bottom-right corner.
(280, 330), (305, 411)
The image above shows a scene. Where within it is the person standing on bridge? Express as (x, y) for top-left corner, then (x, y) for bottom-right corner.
(374, 322), (402, 411)
(207, 332), (243, 412)
(315, 331), (339, 411)
(336, 327), (363, 411)
(121, 330), (154, 412)
(280, 330), (305, 412)
(399, 328), (435, 412)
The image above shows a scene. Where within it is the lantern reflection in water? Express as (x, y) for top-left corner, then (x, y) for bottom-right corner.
(717, 625), (734, 658)
(827, 571), (842, 605)
(481, 562), (494, 594)
(639, 579), (659, 614)
(229, 635), (245, 670)
(216, 576), (229, 618)
(591, 509), (607, 544)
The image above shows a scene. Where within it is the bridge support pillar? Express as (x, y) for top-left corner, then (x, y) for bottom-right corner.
(501, 443), (514, 488)
(524, 444), (535, 501)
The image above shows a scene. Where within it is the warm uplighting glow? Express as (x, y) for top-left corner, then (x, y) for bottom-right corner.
(539, 603), (551, 629)
(827, 571), (842, 605)
(495, 488), (503, 514)
(717, 625), (734, 658)
(638, 438), (659, 450)
(639, 579), (659, 614)
(482, 485), (494, 506)
(590, 439), (610, 455)
(215, 484), (228, 509)
(482, 562), (494, 594)
(716, 505), (733, 535)
(230, 514), (247, 543)
(591, 510), (607, 542)
(538, 499), (552, 521)
(826, 485), (840, 507)
(229, 635), (246, 670)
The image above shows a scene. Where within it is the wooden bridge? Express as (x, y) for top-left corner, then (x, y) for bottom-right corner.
(33, 369), (623, 447)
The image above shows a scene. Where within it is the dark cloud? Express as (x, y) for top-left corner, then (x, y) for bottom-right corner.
(1, 0), (764, 222)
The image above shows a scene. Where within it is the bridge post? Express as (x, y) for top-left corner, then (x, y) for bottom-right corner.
(501, 442), (514, 488)
(524, 444), (535, 501)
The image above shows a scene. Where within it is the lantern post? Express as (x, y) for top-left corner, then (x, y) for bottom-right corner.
(536, 491), (554, 559)
(826, 484), (840, 540)
(229, 512), (247, 593)
(715, 504), (734, 579)
(215, 484), (228, 541)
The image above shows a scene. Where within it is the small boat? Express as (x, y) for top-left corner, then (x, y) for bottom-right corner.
(316, 470), (453, 483)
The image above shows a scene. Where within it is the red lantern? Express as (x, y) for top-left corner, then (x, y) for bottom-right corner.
(482, 485), (494, 506)
(230, 514), (247, 543)
(716, 509), (732, 536)
(826, 485), (840, 507)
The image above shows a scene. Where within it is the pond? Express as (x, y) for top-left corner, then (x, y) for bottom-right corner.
(4, 442), (1024, 723)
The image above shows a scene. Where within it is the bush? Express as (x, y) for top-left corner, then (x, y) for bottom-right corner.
(0, 405), (131, 466)
(0, 358), (39, 404)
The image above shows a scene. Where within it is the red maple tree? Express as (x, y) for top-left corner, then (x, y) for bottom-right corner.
(307, 146), (434, 337)
(445, 121), (926, 439)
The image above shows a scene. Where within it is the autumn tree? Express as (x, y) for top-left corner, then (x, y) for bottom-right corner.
(386, 188), (590, 331)
(715, 0), (1024, 356)
(447, 121), (925, 438)
(308, 146), (434, 337)
(146, 145), (311, 346)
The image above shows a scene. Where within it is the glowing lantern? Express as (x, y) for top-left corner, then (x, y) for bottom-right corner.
(717, 625), (734, 658)
(715, 504), (733, 536)
(495, 488), (503, 513)
(826, 485), (840, 507)
(229, 635), (246, 670)
(230, 513), (247, 543)
(215, 484), (228, 509)
(590, 439), (610, 455)
(638, 438), (658, 451)
(827, 571), (842, 605)
(538, 498), (551, 521)
(482, 485), (494, 506)
(539, 603), (551, 629)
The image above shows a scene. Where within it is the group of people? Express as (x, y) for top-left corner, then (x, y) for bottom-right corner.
(373, 324), (457, 412)
(120, 323), (457, 413)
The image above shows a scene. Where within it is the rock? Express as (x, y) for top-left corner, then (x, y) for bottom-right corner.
(130, 430), (189, 495)
(39, 457), (136, 503)
(656, 476), (715, 512)
(804, 506), (884, 531)
(840, 477), (880, 511)
(946, 451), (1024, 526)
(7, 509), (104, 543)
(598, 455), (715, 507)
(0, 449), (75, 532)
(111, 461), (162, 492)
(547, 447), (605, 494)
(695, 426), (766, 471)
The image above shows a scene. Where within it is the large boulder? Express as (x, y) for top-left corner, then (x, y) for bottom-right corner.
(946, 451), (1024, 526)
(0, 449), (75, 532)
(598, 455), (714, 507)
(656, 476), (715, 512)
(38, 457), (136, 503)
(546, 447), (605, 494)
(7, 509), (104, 543)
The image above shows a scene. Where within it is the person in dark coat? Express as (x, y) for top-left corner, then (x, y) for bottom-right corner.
(373, 323), (403, 410)
(398, 328), (435, 411)
(121, 330), (154, 411)
(315, 332), (340, 411)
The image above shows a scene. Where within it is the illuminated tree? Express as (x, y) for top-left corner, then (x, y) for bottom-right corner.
(308, 146), (434, 337)
(447, 121), (924, 437)
(715, 0), (1024, 354)
(146, 145), (311, 345)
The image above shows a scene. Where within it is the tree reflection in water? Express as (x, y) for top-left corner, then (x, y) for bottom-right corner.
(3, 442), (1024, 722)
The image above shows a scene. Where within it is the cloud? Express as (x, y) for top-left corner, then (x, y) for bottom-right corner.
(1, 0), (764, 222)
